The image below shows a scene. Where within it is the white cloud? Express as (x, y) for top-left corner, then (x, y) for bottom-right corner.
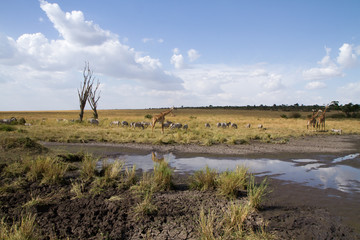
(142, 38), (152, 43)
(303, 43), (360, 81)
(303, 46), (344, 80)
(40, 0), (117, 46)
(305, 81), (327, 90)
(337, 43), (357, 68)
(170, 48), (185, 69)
(187, 49), (200, 62)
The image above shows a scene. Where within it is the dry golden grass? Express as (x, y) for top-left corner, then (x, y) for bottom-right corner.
(1, 108), (359, 145)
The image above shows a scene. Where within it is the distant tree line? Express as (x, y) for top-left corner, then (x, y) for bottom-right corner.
(155, 101), (359, 118)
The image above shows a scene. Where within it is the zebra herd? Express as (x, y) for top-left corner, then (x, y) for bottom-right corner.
(109, 120), (188, 130)
(205, 122), (264, 129)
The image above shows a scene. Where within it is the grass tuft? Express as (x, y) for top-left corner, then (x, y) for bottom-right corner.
(217, 166), (249, 199)
(80, 153), (98, 181)
(189, 165), (217, 191)
(198, 207), (217, 240)
(152, 161), (173, 191)
(0, 212), (38, 240)
(26, 156), (68, 184)
(248, 176), (269, 210)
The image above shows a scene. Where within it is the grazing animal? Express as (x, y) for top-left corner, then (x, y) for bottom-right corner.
(217, 123), (222, 128)
(231, 123), (238, 129)
(121, 121), (129, 127)
(162, 121), (172, 128)
(258, 124), (263, 129)
(88, 118), (99, 125)
(132, 122), (144, 129)
(183, 124), (188, 130)
(152, 107), (175, 133)
(331, 129), (342, 134)
(170, 123), (182, 129)
(141, 121), (151, 128)
(205, 123), (211, 128)
(110, 121), (120, 126)
(245, 123), (251, 128)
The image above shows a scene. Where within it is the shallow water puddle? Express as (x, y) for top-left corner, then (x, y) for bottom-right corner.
(105, 153), (360, 194)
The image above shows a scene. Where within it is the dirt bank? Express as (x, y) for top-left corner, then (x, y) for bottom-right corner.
(42, 134), (360, 159)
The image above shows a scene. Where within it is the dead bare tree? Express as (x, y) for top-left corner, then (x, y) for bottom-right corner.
(78, 62), (94, 122)
(88, 80), (101, 119)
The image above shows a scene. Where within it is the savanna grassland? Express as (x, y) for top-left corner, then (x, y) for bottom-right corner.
(0, 108), (359, 239)
(1, 108), (359, 146)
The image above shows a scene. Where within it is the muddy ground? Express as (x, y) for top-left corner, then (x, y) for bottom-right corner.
(1, 135), (360, 239)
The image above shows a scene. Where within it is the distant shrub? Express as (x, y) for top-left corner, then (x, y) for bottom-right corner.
(280, 114), (288, 119)
(144, 114), (152, 119)
(0, 125), (16, 132)
(18, 117), (26, 125)
(290, 112), (301, 118)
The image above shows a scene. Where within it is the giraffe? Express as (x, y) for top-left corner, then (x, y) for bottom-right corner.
(151, 107), (174, 133)
(307, 109), (320, 130)
(317, 105), (329, 131)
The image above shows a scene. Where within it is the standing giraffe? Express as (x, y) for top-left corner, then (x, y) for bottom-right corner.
(307, 109), (320, 130)
(317, 105), (329, 131)
(151, 107), (174, 133)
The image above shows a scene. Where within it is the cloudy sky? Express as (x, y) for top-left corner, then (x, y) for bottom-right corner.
(1, 0), (360, 110)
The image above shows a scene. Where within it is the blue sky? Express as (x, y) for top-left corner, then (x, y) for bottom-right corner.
(0, 0), (360, 110)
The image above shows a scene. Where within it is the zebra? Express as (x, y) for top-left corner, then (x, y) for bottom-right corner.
(88, 118), (99, 125)
(121, 121), (129, 127)
(183, 124), (188, 130)
(231, 123), (238, 129)
(132, 122), (144, 129)
(205, 123), (211, 128)
(110, 121), (120, 126)
(170, 123), (182, 129)
(245, 123), (251, 128)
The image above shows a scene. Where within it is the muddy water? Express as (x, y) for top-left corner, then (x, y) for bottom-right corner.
(48, 143), (360, 232)
(106, 152), (360, 194)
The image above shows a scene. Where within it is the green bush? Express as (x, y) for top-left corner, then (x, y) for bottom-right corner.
(0, 125), (16, 132)
(144, 114), (153, 119)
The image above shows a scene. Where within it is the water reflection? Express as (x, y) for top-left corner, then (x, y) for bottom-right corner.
(106, 153), (360, 194)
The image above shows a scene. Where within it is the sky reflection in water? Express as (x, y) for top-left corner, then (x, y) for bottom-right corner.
(106, 153), (360, 194)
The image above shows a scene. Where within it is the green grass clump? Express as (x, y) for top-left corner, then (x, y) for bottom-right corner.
(153, 161), (173, 191)
(189, 166), (217, 191)
(0, 212), (38, 240)
(70, 181), (86, 199)
(0, 125), (16, 132)
(217, 166), (249, 199)
(80, 154), (98, 181)
(26, 156), (68, 184)
(248, 176), (269, 210)
(133, 191), (157, 220)
(198, 207), (217, 240)
(222, 202), (251, 238)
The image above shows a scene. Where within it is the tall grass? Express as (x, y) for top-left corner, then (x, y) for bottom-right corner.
(189, 166), (217, 191)
(133, 190), (158, 220)
(217, 166), (248, 199)
(0, 212), (38, 240)
(80, 153), (98, 181)
(222, 202), (251, 238)
(198, 207), (217, 240)
(26, 156), (68, 184)
(152, 161), (173, 191)
(248, 176), (269, 210)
